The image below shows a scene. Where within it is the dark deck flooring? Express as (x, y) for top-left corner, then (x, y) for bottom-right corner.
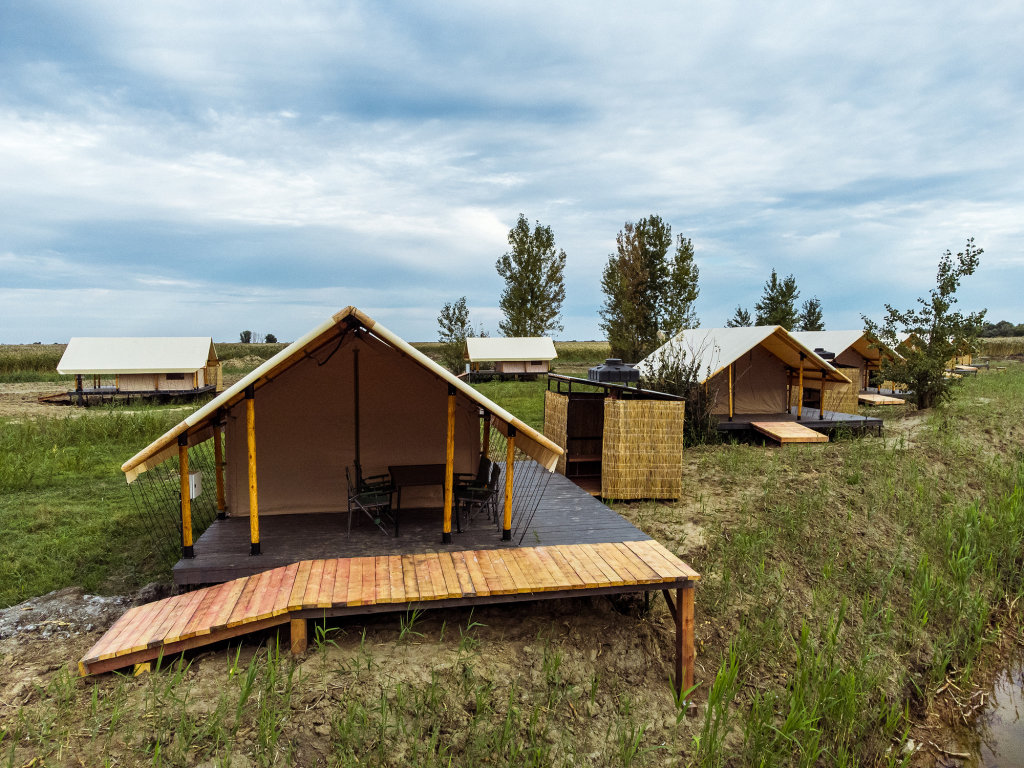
(174, 471), (649, 586)
(716, 407), (883, 437)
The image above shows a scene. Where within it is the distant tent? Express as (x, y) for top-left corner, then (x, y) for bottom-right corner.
(464, 337), (557, 375)
(790, 330), (888, 413)
(636, 326), (850, 418)
(57, 337), (223, 396)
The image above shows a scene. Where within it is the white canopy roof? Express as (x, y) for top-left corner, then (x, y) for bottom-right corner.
(58, 337), (218, 375)
(636, 326), (851, 384)
(790, 330), (883, 363)
(464, 337), (557, 362)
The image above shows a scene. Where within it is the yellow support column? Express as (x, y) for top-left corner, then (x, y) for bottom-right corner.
(245, 385), (260, 555)
(503, 426), (515, 541)
(442, 384), (456, 544)
(178, 433), (194, 558)
(728, 363), (734, 421)
(797, 353), (804, 421)
(213, 416), (227, 519)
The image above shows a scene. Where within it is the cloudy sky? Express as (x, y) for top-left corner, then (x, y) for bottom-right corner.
(2, 1), (1021, 343)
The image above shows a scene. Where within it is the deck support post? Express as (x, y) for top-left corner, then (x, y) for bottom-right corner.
(214, 414), (227, 519)
(797, 353), (805, 421)
(178, 433), (194, 558)
(503, 426), (515, 541)
(664, 585), (695, 696)
(728, 363), (734, 421)
(290, 618), (307, 655)
(443, 384), (456, 544)
(246, 385), (260, 556)
(820, 369), (826, 420)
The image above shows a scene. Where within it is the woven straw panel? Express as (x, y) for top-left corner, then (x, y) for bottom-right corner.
(543, 390), (569, 475)
(601, 399), (685, 500)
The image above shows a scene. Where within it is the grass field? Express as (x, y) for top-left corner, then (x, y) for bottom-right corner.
(3, 363), (1024, 765)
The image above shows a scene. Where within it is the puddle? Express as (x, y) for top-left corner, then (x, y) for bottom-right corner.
(970, 665), (1024, 767)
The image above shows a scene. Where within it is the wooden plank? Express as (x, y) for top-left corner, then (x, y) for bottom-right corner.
(180, 582), (231, 641)
(595, 542), (647, 584)
(473, 549), (504, 595)
(461, 551), (491, 597)
(401, 555), (420, 602)
(387, 555), (406, 604)
(82, 608), (138, 661)
(503, 549), (539, 593)
(750, 420), (829, 443)
(622, 540), (686, 581)
(533, 546), (575, 590)
(554, 545), (601, 588)
(643, 539), (701, 581)
(374, 557), (392, 604)
(479, 550), (516, 595)
(157, 589), (211, 647)
(254, 565), (289, 620)
(136, 597), (183, 650)
(611, 542), (662, 583)
(301, 560), (326, 608)
(287, 561), (315, 611)
(234, 570), (274, 627)
(515, 547), (556, 591)
(450, 551), (477, 597)
(425, 554), (451, 599)
(579, 543), (630, 585)
(272, 563), (301, 616)
(317, 559), (338, 609)
(331, 559), (351, 607)
(207, 576), (249, 631)
(545, 547), (586, 590)
(858, 393), (905, 406)
(437, 552), (463, 599)
(413, 554), (435, 600)
(346, 557), (365, 607)
(96, 603), (159, 660)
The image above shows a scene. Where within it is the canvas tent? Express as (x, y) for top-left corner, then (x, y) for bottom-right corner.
(636, 326), (851, 419)
(790, 330), (887, 413)
(465, 337), (557, 375)
(122, 307), (562, 556)
(58, 337), (222, 394)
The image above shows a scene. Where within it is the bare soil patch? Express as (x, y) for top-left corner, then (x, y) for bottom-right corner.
(0, 381), (68, 419)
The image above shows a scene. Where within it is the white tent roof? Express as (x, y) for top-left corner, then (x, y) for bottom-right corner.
(636, 326), (851, 384)
(464, 337), (557, 363)
(57, 337), (217, 375)
(790, 330), (883, 363)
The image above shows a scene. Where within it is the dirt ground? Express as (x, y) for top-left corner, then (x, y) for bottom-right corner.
(0, 381), (69, 419)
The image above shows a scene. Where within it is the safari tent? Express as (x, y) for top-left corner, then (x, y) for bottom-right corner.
(790, 330), (887, 414)
(636, 326), (851, 420)
(57, 337), (223, 398)
(122, 307), (563, 572)
(464, 337), (557, 377)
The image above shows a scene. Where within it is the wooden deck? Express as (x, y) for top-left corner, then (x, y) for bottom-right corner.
(751, 420), (830, 443)
(717, 407), (883, 438)
(858, 393), (906, 406)
(174, 470), (647, 586)
(81, 541), (699, 691)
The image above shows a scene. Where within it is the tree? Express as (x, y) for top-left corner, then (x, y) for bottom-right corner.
(754, 270), (800, 329)
(239, 330), (253, 343)
(599, 215), (701, 362)
(863, 238), (986, 409)
(797, 297), (825, 331)
(726, 306), (752, 327)
(265, 333), (278, 343)
(495, 214), (566, 337)
(437, 296), (476, 373)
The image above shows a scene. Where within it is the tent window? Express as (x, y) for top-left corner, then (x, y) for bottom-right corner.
(166, 373), (185, 381)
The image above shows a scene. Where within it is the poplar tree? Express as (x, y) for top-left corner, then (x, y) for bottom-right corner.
(495, 214), (566, 337)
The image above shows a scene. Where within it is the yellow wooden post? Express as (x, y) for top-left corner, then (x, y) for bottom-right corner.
(503, 426), (515, 541)
(728, 363), (734, 421)
(192, 371), (198, 389)
(178, 433), (194, 558)
(245, 385), (260, 555)
(214, 416), (227, 519)
(820, 369), (826, 418)
(681, 585), (695, 692)
(797, 353), (804, 421)
(443, 384), (456, 544)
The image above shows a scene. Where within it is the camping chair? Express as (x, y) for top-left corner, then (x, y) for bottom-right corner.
(455, 460), (501, 529)
(347, 465), (396, 537)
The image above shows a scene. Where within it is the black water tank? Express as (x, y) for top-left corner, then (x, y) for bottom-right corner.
(588, 358), (640, 383)
(813, 347), (836, 361)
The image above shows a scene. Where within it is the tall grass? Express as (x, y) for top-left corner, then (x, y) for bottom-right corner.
(978, 337), (1024, 358)
(0, 345), (64, 374)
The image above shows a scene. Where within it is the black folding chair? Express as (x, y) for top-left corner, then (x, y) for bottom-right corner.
(455, 460), (501, 529)
(347, 465), (396, 536)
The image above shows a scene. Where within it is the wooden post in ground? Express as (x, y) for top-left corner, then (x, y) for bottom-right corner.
(820, 370), (826, 419)
(213, 415), (227, 519)
(245, 385), (260, 555)
(503, 426), (516, 541)
(797, 353), (805, 421)
(443, 384), (456, 544)
(681, 584), (695, 692)
(178, 432), (194, 558)
(290, 618), (307, 655)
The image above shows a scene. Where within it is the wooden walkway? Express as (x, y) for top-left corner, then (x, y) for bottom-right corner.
(858, 393), (906, 406)
(718, 408), (883, 438)
(81, 541), (699, 691)
(751, 420), (830, 444)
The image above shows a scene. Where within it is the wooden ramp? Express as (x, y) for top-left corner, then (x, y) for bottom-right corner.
(80, 541), (699, 689)
(858, 393), (906, 406)
(750, 420), (829, 444)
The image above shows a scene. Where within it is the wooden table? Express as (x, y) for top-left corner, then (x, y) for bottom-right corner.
(388, 464), (449, 533)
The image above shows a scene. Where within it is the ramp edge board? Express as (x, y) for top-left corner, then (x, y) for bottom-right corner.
(858, 393), (906, 406)
(80, 541), (699, 677)
(749, 421), (829, 444)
